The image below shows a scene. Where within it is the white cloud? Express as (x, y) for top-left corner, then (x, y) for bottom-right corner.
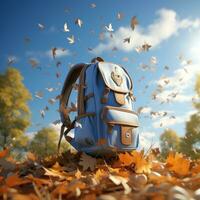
(138, 131), (160, 150)
(92, 8), (200, 54)
(26, 48), (70, 59)
(152, 109), (197, 128)
(152, 116), (184, 128)
(50, 122), (74, 138)
(45, 48), (70, 59)
(154, 63), (200, 103)
(140, 107), (152, 114)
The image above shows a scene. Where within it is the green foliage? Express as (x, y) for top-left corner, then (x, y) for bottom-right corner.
(29, 127), (69, 158)
(194, 74), (200, 110)
(179, 75), (200, 159)
(0, 67), (31, 150)
(179, 113), (200, 159)
(160, 129), (180, 159)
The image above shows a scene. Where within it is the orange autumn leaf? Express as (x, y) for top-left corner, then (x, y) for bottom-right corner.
(75, 169), (82, 179)
(131, 151), (152, 174)
(94, 168), (107, 181)
(43, 167), (66, 179)
(52, 181), (69, 196)
(0, 148), (9, 159)
(166, 152), (190, 176)
(68, 180), (86, 192)
(0, 176), (3, 183)
(27, 175), (51, 186)
(6, 174), (30, 187)
(11, 193), (39, 200)
(118, 152), (134, 166)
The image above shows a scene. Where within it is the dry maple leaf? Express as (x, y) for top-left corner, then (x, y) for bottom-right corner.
(166, 152), (190, 176)
(118, 152), (134, 166)
(79, 153), (97, 171)
(75, 169), (82, 179)
(109, 174), (131, 194)
(0, 148), (9, 159)
(94, 169), (107, 182)
(131, 151), (152, 174)
(43, 167), (66, 179)
(6, 174), (30, 187)
(27, 175), (51, 186)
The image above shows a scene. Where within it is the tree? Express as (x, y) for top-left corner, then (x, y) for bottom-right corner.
(29, 127), (69, 158)
(0, 67), (31, 150)
(160, 129), (180, 159)
(179, 74), (200, 159)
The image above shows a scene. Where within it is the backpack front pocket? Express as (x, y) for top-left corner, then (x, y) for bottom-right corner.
(101, 106), (139, 150)
(74, 113), (96, 147)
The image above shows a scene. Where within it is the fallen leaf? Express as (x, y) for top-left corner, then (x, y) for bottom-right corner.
(6, 174), (30, 187)
(79, 153), (97, 171)
(166, 152), (190, 176)
(43, 167), (66, 179)
(131, 151), (152, 174)
(118, 152), (134, 166)
(109, 174), (131, 194)
(0, 148), (9, 158)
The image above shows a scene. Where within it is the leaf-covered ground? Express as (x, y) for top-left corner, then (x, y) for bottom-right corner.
(0, 148), (200, 200)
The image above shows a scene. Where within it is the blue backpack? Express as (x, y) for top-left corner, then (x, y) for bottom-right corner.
(58, 57), (139, 156)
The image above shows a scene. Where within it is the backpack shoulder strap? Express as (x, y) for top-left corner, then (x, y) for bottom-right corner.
(58, 63), (86, 153)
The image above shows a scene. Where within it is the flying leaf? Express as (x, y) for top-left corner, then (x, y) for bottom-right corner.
(64, 22), (70, 32)
(38, 23), (45, 30)
(75, 18), (83, 27)
(79, 153), (97, 171)
(45, 87), (54, 92)
(35, 91), (43, 99)
(130, 16), (138, 30)
(40, 110), (45, 118)
(123, 37), (131, 43)
(67, 35), (75, 44)
(29, 58), (39, 68)
(90, 3), (96, 8)
(48, 98), (56, 105)
(105, 23), (114, 32)
(117, 12), (124, 20)
(52, 47), (57, 59)
(150, 56), (157, 65)
(142, 42), (152, 51)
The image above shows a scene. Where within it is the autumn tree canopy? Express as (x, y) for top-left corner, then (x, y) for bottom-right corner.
(0, 67), (31, 150)
(160, 129), (180, 159)
(179, 74), (200, 159)
(29, 127), (69, 158)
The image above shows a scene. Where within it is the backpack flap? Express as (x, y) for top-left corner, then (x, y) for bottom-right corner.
(98, 62), (133, 105)
(101, 106), (139, 146)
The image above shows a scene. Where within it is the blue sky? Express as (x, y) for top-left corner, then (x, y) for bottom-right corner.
(1, 0), (200, 148)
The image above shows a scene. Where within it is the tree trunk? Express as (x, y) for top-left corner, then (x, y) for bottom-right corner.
(3, 132), (7, 149)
